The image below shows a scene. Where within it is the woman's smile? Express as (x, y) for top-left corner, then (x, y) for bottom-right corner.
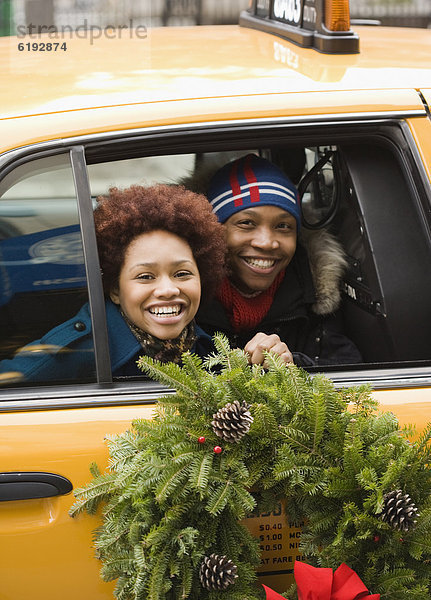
(147, 303), (183, 317)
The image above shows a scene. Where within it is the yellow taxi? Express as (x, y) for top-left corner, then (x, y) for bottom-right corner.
(0, 0), (431, 597)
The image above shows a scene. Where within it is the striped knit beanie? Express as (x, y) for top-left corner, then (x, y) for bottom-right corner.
(207, 154), (301, 230)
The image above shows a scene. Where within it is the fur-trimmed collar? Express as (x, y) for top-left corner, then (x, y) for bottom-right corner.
(179, 161), (347, 317)
(299, 228), (347, 315)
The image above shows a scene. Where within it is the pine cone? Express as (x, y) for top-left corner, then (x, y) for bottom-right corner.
(199, 553), (238, 591)
(212, 400), (253, 443)
(381, 489), (419, 531)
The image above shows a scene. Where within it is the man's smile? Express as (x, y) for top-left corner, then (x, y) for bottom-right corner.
(242, 257), (277, 270)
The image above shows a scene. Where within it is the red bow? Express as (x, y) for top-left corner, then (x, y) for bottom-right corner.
(263, 562), (380, 600)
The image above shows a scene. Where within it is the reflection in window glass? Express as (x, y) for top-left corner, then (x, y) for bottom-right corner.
(87, 151), (251, 199)
(0, 153), (96, 387)
(88, 154), (196, 197)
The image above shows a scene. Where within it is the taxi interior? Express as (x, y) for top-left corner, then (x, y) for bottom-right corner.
(1, 118), (431, 383)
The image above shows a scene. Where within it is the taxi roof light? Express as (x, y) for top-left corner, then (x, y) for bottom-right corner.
(325, 0), (351, 31)
(240, 0), (359, 54)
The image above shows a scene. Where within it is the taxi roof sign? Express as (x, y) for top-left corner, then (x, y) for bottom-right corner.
(240, 0), (360, 54)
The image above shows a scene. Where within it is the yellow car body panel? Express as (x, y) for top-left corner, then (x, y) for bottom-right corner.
(407, 113), (431, 184)
(374, 387), (431, 431)
(0, 405), (155, 600)
(0, 88), (425, 155)
(1, 25), (431, 153)
(2, 26), (431, 117)
(421, 89), (431, 107)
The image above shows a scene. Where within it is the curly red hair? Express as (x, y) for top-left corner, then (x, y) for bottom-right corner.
(94, 184), (226, 302)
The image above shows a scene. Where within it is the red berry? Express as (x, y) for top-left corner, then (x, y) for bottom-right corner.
(213, 446), (222, 454)
(373, 535), (380, 543)
(198, 436), (206, 444)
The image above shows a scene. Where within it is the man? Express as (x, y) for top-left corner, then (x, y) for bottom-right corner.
(196, 153), (361, 367)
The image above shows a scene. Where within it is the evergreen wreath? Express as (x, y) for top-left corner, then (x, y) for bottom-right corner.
(70, 334), (431, 600)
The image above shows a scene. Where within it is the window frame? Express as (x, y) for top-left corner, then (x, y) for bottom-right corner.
(70, 146), (111, 384)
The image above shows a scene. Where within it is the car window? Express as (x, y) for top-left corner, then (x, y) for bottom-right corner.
(0, 153), (96, 387)
(85, 136), (431, 377)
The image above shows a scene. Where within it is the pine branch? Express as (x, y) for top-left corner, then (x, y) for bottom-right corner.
(100, 554), (136, 581)
(375, 567), (416, 591)
(132, 571), (147, 600)
(204, 333), (251, 375)
(278, 428), (318, 458)
(188, 452), (214, 493)
(147, 549), (171, 600)
(411, 422), (431, 460)
(179, 352), (210, 396)
(206, 479), (232, 515)
(212, 332), (233, 357)
(113, 575), (133, 600)
(177, 560), (193, 599)
(95, 510), (140, 552)
(69, 471), (117, 516)
(155, 461), (193, 504)
(250, 402), (279, 441)
(356, 466), (379, 493)
(133, 543), (147, 570)
(136, 355), (199, 398)
(283, 364), (312, 409)
(229, 482), (256, 517)
(106, 430), (144, 472)
(174, 527), (199, 557)
(308, 391), (326, 452)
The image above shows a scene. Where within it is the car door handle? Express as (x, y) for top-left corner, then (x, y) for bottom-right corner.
(0, 472), (73, 502)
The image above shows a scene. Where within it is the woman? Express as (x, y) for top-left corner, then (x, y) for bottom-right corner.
(0, 184), (226, 382)
(196, 154), (362, 367)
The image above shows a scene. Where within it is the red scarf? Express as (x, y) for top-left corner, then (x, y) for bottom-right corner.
(217, 271), (285, 332)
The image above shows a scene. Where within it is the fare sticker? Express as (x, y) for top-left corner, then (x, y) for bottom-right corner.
(242, 500), (304, 592)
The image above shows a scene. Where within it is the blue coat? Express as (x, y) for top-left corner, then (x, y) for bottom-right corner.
(0, 300), (213, 384)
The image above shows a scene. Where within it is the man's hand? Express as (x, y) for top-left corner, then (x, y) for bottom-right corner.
(244, 332), (293, 366)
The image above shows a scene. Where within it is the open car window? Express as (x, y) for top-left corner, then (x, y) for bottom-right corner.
(85, 133), (431, 378)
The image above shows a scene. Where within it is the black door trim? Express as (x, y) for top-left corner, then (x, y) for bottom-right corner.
(0, 472), (73, 501)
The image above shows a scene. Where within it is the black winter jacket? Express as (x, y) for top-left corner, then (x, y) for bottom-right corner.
(197, 243), (362, 367)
